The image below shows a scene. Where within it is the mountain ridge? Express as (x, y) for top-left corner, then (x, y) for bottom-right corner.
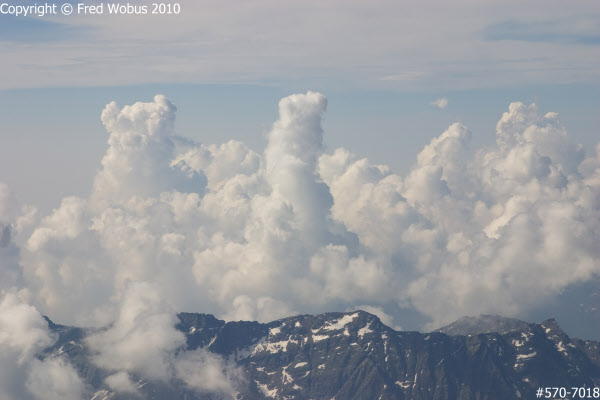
(41, 310), (600, 400)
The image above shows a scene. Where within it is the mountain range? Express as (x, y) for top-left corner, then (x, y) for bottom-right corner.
(42, 311), (600, 400)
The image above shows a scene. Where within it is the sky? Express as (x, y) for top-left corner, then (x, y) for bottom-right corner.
(0, 1), (599, 397)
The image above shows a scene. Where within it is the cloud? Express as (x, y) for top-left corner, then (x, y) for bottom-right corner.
(1, 91), (597, 345)
(25, 357), (86, 400)
(1, 2), (599, 90)
(91, 94), (207, 210)
(430, 97), (448, 109)
(86, 281), (186, 381)
(174, 349), (246, 398)
(401, 101), (599, 328)
(86, 281), (245, 397)
(0, 292), (55, 364)
(0, 292), (85, 400)
(104, 371), (138, 394)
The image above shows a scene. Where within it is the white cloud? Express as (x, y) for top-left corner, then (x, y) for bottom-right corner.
(0, 292), (85, 400)
(1, 91), (596, 344)
(86, 281), (186, 381)
(400, 101), (599, 328)
(91, 95), (207, 210)
(86, 281), (245, 397)
(430, 97), (448, 109)
(27, 196), (88, 252)
(104, 371), (138, 394)
(173, 140), (261, 191)
(0, 293), (55, 364)
(25, 357), (85, 400)
(174, 349), (245, 398)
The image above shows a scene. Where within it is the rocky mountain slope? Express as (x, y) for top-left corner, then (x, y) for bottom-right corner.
(42, 311), (600, 400)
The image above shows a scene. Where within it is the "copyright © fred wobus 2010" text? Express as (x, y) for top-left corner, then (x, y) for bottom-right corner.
(0, 2), (181, 17)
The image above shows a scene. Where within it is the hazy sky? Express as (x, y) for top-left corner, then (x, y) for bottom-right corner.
(1, 0), (599, 90)
(0, 0), (599, 349)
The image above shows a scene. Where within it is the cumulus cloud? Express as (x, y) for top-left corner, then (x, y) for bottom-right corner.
(1, 91), (597, 348)
(91, 94), (207, 210)
(430, 97), (448, 109)
(401, 102), (599, 327)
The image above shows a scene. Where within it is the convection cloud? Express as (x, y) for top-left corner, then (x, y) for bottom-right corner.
(0, 92), (599, 395)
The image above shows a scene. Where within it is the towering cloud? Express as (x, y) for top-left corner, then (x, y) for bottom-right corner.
(1, 92), (598, 343)
(91, 94), (207, 210)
